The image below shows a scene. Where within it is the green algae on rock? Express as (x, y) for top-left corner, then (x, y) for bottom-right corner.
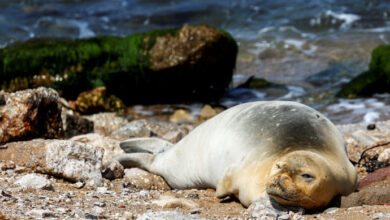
(337, 45), (390, 98)
(0, 25), (238, 103)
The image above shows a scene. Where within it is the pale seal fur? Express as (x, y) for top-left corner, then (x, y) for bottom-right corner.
(114, 101), (357, 209)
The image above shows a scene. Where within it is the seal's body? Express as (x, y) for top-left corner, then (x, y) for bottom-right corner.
(115, 101), (357, 208)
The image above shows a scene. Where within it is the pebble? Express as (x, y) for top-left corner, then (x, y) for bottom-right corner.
(378, 148), (390, 163)
(94, 202), (106, 207)
(15, 174), (54, 191)
(86, 214), (98, 219)
(73, 182), (85, 189)
(324, 207), (339, 214)
(169, 109), (194, 123)
(96, 187), (109, 194)
(26, 209), (55, 218)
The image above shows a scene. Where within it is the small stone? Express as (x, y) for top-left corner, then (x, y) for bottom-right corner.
(170, 109), (194, 123)
(189, 209), (201, 214)
(73, 182), (85, 189)
(119, 204), (126, 208)
(74, 209), (85, 218)
(367, 123), (376, 130)
(199, 104), (218, 121)
(96, 187), (108, 194)
(278, 214), (290, 220)
(152, 195), (199, 209)
(378, 149), (390, 163)
(85, 214), (98, 219)
(15, 174), (54, 191)
(93, 202), (106, 207)
(1, 190), (12, 198)
(26, 209), (55, 218)
(102, 160), (124, 180)
(324, 207), (339, 214)
(187, 193), (199, 199)
(1, 161), (15, 170)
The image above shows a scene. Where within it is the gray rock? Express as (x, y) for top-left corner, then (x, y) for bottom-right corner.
(45, 140), (104, 186)
(71, 133), (121, 166)
(63, 114), (94, 138)
(0, 139), (104, 186)
(112, 120), (152, 139)
(85, 112), (128, 136)
(15, 174), (54, 191)
(137, 211), (206, 220)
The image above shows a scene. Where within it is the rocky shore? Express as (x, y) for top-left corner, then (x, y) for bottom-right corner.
(0, 87), (389, 219)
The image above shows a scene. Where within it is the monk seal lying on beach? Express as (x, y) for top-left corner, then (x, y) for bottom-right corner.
(113, 101), (357, 209)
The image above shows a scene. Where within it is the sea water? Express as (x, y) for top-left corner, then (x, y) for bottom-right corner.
(1, 0), (390, 124)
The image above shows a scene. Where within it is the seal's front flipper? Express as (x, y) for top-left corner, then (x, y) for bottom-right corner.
(120, 137), (173, 154)
(113, 153), (155, 171)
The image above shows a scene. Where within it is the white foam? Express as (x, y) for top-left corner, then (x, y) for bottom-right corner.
(74, 21), (95, 38)
(363, 111), (380, 123)
(311, 10), (360, 29)
(279, 86), (305, 99)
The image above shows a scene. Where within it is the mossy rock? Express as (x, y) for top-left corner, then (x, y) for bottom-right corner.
(0, 25), (238, 104)
(337, 45), (390, 98)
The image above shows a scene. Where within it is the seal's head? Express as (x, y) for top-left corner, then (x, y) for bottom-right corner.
(265, 150), (353, 209)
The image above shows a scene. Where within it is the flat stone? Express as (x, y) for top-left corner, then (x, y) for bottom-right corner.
(15, 173), (54, 191)
(0, 139), (104, 186)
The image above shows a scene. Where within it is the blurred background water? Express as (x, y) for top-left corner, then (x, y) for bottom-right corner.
(1, 0), (390, 124)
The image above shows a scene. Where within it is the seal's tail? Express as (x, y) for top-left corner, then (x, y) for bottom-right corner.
(119, 137), (173, 154)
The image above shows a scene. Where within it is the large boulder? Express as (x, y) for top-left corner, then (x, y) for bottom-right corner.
(0, 87), (63, 144)
(0, 25), (238, 103)
(337, 45), (390, 98)
(0, 139), (104, 186)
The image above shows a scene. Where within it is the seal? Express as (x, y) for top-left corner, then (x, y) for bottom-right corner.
(113, 101), (357, 209)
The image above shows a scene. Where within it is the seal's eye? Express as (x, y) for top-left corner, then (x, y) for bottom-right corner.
(301, 173), (314, 179)
(276, 164), (281, 169)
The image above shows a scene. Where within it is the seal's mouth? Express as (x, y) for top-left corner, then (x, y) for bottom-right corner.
(267, 191), (297, 203)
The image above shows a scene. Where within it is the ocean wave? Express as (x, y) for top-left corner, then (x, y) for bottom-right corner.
(310, 10), (360, 29)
